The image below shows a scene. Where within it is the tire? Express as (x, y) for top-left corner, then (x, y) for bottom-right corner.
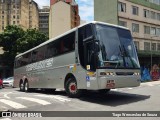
(0, 84), (2, 89)
(24, 80), (30, 92)
(19, 81), (24, 92)
(65, 78), (82, 98)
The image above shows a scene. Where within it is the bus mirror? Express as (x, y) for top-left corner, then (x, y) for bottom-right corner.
(95, 40), (100, 52)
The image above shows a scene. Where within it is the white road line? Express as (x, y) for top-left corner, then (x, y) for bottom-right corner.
(0, 118), (12, 120)
(148, 84), (154, 87)
(0, 99), (26, 109)
(17, 97), (51, 105)
(128, 88), (133, 90)
(35, 95), (71, 102)
(112, 89), (118, 91)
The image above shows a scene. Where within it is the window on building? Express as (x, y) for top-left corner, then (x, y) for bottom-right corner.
(118, 21), (127, 27)
(144, 9), (150, 18)
(134, 41), (140, 50)
(144, 26), (150, 34)
(156, 28), (160, 35)
(151, 11), (156, 19)
(150, 27), (156, 35)
(157, 43), (160, 51)
(157, 13), (160, 20)
(118, 2), (126, 12)
(151, 43), (157, 51)
(132, 23), (139, 33)
(13, 15), (15, 19)
(2, 16), (4, 19)
(2, 11), (4, 14)
(144, 42), (151, 51)
(132, 6), (139, 15)
(13, 21), (15, 24)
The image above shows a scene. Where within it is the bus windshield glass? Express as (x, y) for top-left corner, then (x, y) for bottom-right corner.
(95, 24), (140, 69)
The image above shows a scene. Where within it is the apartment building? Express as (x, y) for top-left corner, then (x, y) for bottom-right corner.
(94, 0), (160, 52)
(29, 0), (39, 29)
(0, 0), (39, 33)
(39, 6), (49, 35)
(49, 0), (80, 39)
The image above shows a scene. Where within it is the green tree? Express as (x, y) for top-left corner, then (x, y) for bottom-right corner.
(0, 25), (48, 68)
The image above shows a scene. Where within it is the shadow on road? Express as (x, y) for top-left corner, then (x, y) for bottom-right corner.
(20, 89), (151, 107)
(78, 91), (150, 107)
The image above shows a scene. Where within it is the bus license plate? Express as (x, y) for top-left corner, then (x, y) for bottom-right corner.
(106, 80), (115, 88)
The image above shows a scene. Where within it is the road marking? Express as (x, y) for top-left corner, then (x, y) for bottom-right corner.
(112, 89), (118, 91)
(128, 88), (133, 90)
(0, 99), (26, 109)
(35, 95), (71, 102)
(148, 84), (154, 87)
(3, 92), (12, 99)
(0, 118), (12, 120)
(17, 97), (51, 105)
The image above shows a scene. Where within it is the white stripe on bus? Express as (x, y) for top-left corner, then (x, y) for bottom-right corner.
(0, 99), (26, 109)
(17, 97), (51, 105)
(35, 95), (71, 102)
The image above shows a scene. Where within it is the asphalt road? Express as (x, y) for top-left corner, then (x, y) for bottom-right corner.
(0, 81), (160, 120)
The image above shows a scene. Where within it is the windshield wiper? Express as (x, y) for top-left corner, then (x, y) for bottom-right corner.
(119, 45), (126, 67)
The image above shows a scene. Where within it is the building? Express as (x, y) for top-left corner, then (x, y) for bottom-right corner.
(29, 0), (39, 29)
(39, 6), (50, 36)
(0, 0), (39, 78)
(49, 0), (80, 39)
(0, 0), (39, 33)
(95, 0), (160, 67)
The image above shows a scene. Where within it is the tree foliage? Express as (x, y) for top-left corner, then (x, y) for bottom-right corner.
(0, 25), (48, 67)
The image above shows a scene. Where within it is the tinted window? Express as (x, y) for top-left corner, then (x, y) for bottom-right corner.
(46, 32), (75, 58)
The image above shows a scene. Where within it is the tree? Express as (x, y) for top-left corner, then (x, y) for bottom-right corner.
(17, 29), (48, 53)
(0, 25), (48, 68)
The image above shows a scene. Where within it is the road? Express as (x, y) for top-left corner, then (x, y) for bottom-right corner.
(0, 81), (160, 120)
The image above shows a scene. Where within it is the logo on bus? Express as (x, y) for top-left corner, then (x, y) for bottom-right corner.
(26, 58), (54, 71)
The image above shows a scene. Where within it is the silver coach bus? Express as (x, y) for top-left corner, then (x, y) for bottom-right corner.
(14, 21), (141, 97)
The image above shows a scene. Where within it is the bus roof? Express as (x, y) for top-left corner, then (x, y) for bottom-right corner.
(16, 21), (129, 58)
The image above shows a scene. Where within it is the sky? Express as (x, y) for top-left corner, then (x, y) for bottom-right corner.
(33, 0), (94, 22)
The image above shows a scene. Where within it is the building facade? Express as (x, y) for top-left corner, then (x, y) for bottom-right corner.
(0, 0), (39, 78)
(29, 0), (39, 29)
(49, 0), (80, 39)
(39, 6), (49, 36)
(0, 0), (39, 33)
(94, 0), (160, 52)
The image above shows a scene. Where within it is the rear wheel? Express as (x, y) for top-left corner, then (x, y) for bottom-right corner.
(19, 81), (24, 92)
(0, 84), (2, 89)
(65, 78), (82, 98)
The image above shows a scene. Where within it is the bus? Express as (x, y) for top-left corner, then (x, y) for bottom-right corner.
(14, 21), (141, 97)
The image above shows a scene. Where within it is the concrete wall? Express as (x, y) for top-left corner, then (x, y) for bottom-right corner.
(49, 1), (71, 39)
(94, 0), (118, 25)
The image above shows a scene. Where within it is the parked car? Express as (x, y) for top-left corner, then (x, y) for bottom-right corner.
(3, 77), (14, 88)
(0, 78), (3, 89)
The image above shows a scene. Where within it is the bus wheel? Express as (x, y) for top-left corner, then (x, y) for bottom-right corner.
(65, 78), (82, 98)
(19, 81), (24, 92)
(24, 80), (30, 92)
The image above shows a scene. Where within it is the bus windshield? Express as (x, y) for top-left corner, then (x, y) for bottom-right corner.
(95, 24), (140, 69)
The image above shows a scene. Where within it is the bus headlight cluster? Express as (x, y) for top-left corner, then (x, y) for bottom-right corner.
(134, 72), (140, 75)
(100, 72), (114, 76)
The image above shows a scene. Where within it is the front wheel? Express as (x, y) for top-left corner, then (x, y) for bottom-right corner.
(65, 78), (82, 98)
(19, 81), (24, 92)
